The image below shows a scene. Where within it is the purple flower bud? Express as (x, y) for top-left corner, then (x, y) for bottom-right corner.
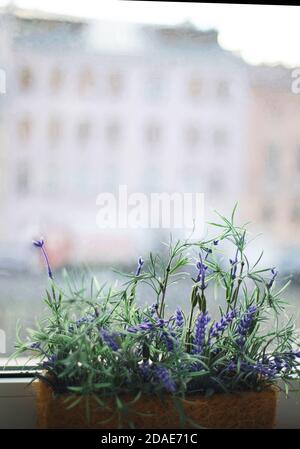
(30, 342), (41, 350)
(195, 256), (208, 290)
(33, 237), (53, 280)
(210, 309), (237, 339)
(193, 311), (211, 354)
(154, 365), (176, 393)
(135, 256), (144, 276)
(128, 321), (155, 333)
(162, 331), (175, 351)
(100, 329), (119, 351)
(149, 303), (159, 316)
(175, 307), (184, 328)
(76, 317), (89, 327)
(32, 238), (44, 248)
(267, 267), (278, 289)
(139, 361), (152, 381)
(236, 306), (257, 347)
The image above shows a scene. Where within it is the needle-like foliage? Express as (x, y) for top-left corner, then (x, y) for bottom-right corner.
(14, 209), (300, 409)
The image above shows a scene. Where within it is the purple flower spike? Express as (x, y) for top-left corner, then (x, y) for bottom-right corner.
(154, 365), (176, 393)
(135, 256), (144, 276)
(162, 331), (175, 351)
(196, 255), (208, 291)
(267, 267), (278, 289)
(139, 361), (152, 381)
(100, 329), (119, 351)
(210, 309), (237, 339)
(236, 305), (257, 347)
(175, 307), (184, 328)
(32, 237), (53, 280)
(128, 321), (155, 333)
(149, 303), (159, 316)
(193, 311), (211, 354)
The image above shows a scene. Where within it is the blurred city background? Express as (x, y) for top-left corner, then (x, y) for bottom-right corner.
(0, 1), (300, 356)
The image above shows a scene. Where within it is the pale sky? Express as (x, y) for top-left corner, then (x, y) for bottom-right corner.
(1, 1), (300, 67)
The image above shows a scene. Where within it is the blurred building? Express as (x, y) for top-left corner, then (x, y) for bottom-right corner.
(246, 65), (300, 268)
(0, 6), (297, 269)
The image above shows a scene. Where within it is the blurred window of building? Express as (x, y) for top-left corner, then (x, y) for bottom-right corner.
(262, 203), (275, 223)
(291, 201), (300, 224)
(17, 117), (32, 142)
(108, 71), (123, 96)
(216, 80), (230, 101)
(16, 162), (29, 196)
(145, 73), (164, 102)
(79, 67), (95, 96)
(46, 164), (59, 195)
(77, 120), (91, 144)
(185, 125), (201, 147)
(145, 122), (162, 146)
(188, 75), (202, 100)
(50, 67), (64, 93)
(105, 119), (122, 146)
(18, 66), (33, 91)
(208, 172), (225, 194)
(48, 117), (62, 146)
(265, 143), (279, 188)
(213, 128), (228, 148)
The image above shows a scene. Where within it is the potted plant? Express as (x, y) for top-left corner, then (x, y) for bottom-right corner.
(14, 210), (300, 429)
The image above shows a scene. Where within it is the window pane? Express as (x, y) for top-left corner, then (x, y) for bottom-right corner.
(0, 3), (300, 363)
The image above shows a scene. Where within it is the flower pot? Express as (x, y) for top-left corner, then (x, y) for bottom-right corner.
(34, 380), (278, 429)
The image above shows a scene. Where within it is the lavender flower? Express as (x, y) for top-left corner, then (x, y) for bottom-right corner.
(236, 305), (257, 347)
(161, 329), (178, 352)
(196, 256), (208, 291)
(135, 256), (144, 276)
(76, 317), (89, 327)
(30, 342), (41, 350)
(154, 365), (176, 393)
(128, 321), (156, 333)
(213, 240), (219, 246)
(175, 307), (184, 328)
(193, 311), (211, 354)
(32, 238), (53, 280)
(269, 351), (300, 372)
(267, 267), (278, 289)
(240, 361), (277, 379)
(100, 329), (119, 351)
(139, 361), (152, 382)
(210, 309), (237, 339)
(188, 361), (203, 372)
(149, 303), (159, 316)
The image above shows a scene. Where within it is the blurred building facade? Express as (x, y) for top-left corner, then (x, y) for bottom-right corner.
(246, 65), (300, 269)
(0, 6), (297, 268)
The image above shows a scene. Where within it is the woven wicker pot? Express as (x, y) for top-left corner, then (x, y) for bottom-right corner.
(35, 380), (278, 429)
